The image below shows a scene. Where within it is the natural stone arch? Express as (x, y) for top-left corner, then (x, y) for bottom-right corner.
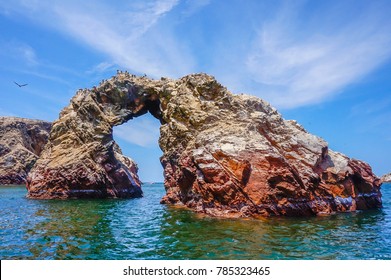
(27, 72), (167, 199)
(27, 72), (382, 217)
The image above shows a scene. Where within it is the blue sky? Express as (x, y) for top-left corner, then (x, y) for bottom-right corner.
(0, 0), (390, 181)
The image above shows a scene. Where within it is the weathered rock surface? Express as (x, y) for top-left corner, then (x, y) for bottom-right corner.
(26, 78), (142, 198)
(27, 72), (382, 216)
(381, 173), (391, 183)
(0, 117), (51, 185)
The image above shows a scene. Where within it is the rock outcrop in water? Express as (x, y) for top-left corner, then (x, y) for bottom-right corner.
(26, 78), (142, 198)
(0, 117), (51, 185)
(27, 73), (382, 216)
(382, 173), (391, 183)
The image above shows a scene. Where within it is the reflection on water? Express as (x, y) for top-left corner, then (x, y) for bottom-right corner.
(157, 206), (390, 260)
(29, 200), (122, 259)
(0, 183), (390, 259)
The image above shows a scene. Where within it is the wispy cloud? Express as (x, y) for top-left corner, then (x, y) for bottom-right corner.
(86, 62), (116, 75)
(0, 38), (84, 87)
(18, 44), (38, 66)
(350, 96), (391, 118)
(241, 1), (391, 108)
(113, 116), (160, 148)
(0, 40), (83, 113)
(0, 41), (38, 66)
(1, 0), (391, 110)
(349, 95), (391, 136)
(0, 0), (193, 78)
(180, 0), (211, 18)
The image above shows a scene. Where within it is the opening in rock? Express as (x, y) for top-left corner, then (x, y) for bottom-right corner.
(113, 113), (163, 183)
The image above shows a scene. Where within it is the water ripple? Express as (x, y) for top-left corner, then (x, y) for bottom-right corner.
(0, 183), (390, 259)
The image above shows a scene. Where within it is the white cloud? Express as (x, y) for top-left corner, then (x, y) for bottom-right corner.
(113, 116), (160, 148)
(86, 62), (116, 75)
(19, 69), (72, 86)
(1, 0), (391, 110)
(0, 41), (38, 66)
(0, 0), (192, 78)
(18, 44), (38, 65)
(181, 0), (210, 17)
(241, 2), (391, 108)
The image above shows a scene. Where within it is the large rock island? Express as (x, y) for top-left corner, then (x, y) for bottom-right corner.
(27, 73), (382, 217)
(0, 117), (51, 185)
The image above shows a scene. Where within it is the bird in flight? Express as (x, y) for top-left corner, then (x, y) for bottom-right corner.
(14, 81), (28, 87)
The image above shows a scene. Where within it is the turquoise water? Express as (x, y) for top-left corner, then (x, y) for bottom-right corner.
(1, 183), (390, 260)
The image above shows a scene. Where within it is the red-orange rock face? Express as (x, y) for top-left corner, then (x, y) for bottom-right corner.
(157, 74), (381, 217)
(27, 73), (382, 216)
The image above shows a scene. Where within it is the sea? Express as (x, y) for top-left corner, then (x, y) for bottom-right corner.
(1, 183), (390, 260)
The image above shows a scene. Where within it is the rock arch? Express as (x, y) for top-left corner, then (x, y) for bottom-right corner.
(27, 72), (166, 199)
(27, 73), (382, 217)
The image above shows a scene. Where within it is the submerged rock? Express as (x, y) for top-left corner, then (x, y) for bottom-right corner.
(381, 173), (391, 183)
(0, 117), (51, 185)
(27, 73), (382, 216)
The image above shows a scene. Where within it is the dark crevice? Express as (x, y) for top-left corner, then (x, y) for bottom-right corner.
(145, 99), (165, 124)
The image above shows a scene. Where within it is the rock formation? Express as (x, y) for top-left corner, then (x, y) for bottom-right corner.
(27, 73), (382, 216)
(26, 79), (142, 198)
(381, 173), (391, 183)
(0, 117), (51, 185)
